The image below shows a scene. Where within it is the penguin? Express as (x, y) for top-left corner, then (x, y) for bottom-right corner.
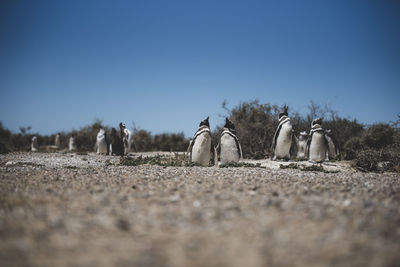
(187, 116), (217, 166)
(68, 134), (77, 151)
(324, 129), (340, 160)
(54, 133), (61, 149)
(296, 131), (308, 159)
(119, 122), (135, 155)
(306, 118), (328, 163)
(31, 136), (39, 152)
(271, 105), (296, 160)
(109, 127), (124, 156)
(96, 128), (108, 155)
(220, 118), (242, 164)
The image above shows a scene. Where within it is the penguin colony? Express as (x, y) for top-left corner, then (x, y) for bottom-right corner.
(95, 123), (136, 156)
(30, 111), (339, 164)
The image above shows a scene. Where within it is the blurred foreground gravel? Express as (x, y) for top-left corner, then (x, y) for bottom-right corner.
(1, 152), (399, 267)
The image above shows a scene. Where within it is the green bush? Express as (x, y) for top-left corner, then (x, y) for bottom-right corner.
(355, 146), (400, 172)
(218, 100), (279, 158)
(362, 123), (395, 149)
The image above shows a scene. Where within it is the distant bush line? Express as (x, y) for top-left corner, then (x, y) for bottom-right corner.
(1, 100), (399, 172)
(0, 120), (189, 154)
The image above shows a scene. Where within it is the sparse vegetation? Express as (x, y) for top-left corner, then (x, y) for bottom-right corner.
(280, 163), (340, 173)
(219, 162), (265, 168)
(1, 101), (399, 172)
(120, 154), (198, 167)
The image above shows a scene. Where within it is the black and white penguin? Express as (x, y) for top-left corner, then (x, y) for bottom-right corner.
(296, 131), (308, 159)
(271, 105), (295, 160)
(109, 127), (124, 156)
(187, 116), (217, 166)
(119, 122), (135, 155)
(324, 129), (340, 160)
(306, 118), (328, 163)
(54, 133), (61, 149)
(96, 128), (108, 155)
(220, 118), (242, 164)
(68, 134), (77, 151)
(31, 136), (39, 152)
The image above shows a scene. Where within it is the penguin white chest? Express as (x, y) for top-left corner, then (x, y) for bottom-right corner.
(326, 136), (337, 158)
(309, 132), (327, 162)
(275, 123), (292, 159)
(297, 139), (307, 158)
(220, 134), (240, 164)
(191, 133), (212, 166)
(97, 135), (108, 154)
(31, 137), (38, 152)
(69, 137), (77, 151)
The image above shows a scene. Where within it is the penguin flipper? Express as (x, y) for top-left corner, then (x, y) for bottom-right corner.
(238, 141), (243, 160)
(186, 139), (193, 162)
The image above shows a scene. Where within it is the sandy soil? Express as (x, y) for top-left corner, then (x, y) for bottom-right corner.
(0, 152), (399, 267)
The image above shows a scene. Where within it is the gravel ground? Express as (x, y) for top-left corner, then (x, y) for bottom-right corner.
(0, 152), (399, 267)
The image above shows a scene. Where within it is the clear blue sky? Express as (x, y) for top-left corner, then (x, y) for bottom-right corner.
(1, 0), (399, 137)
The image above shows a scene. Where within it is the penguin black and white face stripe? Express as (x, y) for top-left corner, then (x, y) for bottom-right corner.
(188, 116), (217, 166)
(199, 117), (210, 128)
(220, 118), (242, 164)
(279, 105), (288, 120)
(272, 105), (294, 160)
(311, 117), (323, 127)
(307, 117), (328, 163)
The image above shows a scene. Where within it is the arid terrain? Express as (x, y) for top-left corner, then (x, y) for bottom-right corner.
(1, 152), (399, 267)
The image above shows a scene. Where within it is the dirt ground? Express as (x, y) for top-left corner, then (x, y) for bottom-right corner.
(1, 152), (399, 267)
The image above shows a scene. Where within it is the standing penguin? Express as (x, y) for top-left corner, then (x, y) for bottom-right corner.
(187, 117), (217, 166)
(324, 129), (340, 160)
(306, 118), (328, 163)
(31, 136), (39, 152)
(271, 105), (295, 160)
(54, 133), (61, 149)
(109, 127), (124, 156)
(296, 131), (308, 159)
(119, 122), (135, 155)
(96, 128), (108, 155)
(220, 118), (242, 164)
(68, 134), (77, 151)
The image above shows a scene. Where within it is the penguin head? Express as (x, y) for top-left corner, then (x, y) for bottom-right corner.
(224, 117), (235, 130)
(312, 117), (323, 126)
(325, 129), (332, 136)
(119, 122), (126, 130)
(32, 136), (37, 141)
(279, 105), (289, 119)
(300, 131), (308, 136)
(299, 131), (308, 140)
(199, 116), (210, 128)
